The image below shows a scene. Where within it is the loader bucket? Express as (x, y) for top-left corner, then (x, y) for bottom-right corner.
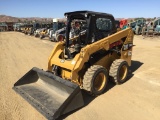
(13, 67), (84, 120)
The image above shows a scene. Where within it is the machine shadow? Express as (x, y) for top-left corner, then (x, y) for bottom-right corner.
(57, 60), (143, 120)
(57, 90), (96, 120)
(128, 60), (143, 78)
(122, 60), (143, 84)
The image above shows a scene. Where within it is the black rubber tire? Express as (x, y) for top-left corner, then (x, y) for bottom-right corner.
(83, 65), (108, 96)
(109, 59), (129, 85)
(40, 35), (43, 39)
(135, 26), (141, 35)
(35, 34), (39, 37)
(56, 34), (60, 42)
(56, 34), (64, 42)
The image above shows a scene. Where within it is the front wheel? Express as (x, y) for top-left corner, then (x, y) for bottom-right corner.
(83, 65), (108, 96)
(40, 35), (44, 39)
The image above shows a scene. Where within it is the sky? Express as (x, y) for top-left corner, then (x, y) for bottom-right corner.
(0, 0), (160, 18)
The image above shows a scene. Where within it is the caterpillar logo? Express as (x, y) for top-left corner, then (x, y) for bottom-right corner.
(123, 43), (133, 50)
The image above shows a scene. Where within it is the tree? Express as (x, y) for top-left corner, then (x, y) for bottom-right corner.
(146, 18), (151, 21)
(18, 19), (21, 23)
(25, 18), (28, 23)
(34, 19), (37, 22)
(129, 19), (133, 22)
(153, 17), (156, 20)
(134, 17), (144, 21)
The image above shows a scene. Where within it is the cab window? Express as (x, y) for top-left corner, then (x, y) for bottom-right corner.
(96, 18), (112, 31)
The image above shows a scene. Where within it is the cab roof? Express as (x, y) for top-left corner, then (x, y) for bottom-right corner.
(64, 10), (114, 18)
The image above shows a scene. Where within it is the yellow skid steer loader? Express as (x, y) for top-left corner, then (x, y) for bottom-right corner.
(13, 11), (134, 120)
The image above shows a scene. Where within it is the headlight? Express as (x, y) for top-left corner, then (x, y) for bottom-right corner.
(85, 13), (88, 17)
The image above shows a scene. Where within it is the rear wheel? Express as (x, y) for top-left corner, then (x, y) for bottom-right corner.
(83, 65), (108, 96)
(109, 59), (129, 84)
(40, 35), (44, 39)
(56, 34), (64, 42)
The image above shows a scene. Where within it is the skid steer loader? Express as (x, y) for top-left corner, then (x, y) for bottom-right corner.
(49, 18), (66, 41)
(13, 11), (134, 120)
(39, 23), (53, 39)
(24, 24), (34, 35)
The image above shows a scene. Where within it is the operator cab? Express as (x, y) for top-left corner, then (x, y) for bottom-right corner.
(64, 11), (116, 59)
